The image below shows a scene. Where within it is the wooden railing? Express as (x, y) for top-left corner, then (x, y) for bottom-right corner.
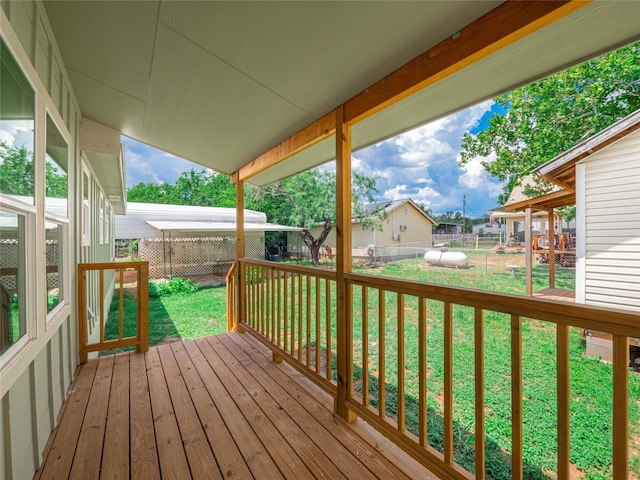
(231, 259), (637, 479)
(77, 262), (149, 363)
(238, 259), (338, 396)
(225, 260), (238, 331)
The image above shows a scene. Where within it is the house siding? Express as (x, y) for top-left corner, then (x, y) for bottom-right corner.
(583, 129), (640, 312)
(1, 3), (115, 478)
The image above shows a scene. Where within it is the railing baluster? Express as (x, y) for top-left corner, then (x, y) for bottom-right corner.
(283, 270), (288, 351)
(315, 277), (321, 374)
(306, 275), (311, 366)
(118, 268), (124, 340)
(444, 302), (453, 465)
(99, 269), (105, 343)
(379, 289), (386, 419)
(362, 286), (369, 407)
(418, 297), (427, 446)
(557, 324), (570, 479)
(612, 334), (629, 480)
(277, 268), (281, 347)
(398, 292), (405, 431)
(475, 307), (485, 479)
(326, 279), (332, 381)
(298, 273), (303, 361)
(271, 267), (276, 341)
(290, 273), (296, 356)
(511, 314), (523, 479)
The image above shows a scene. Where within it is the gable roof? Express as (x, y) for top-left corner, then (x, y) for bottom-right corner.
(357, 199), (436, 225)
(40, 1), (640, 186)
(536, 108), (640, 188)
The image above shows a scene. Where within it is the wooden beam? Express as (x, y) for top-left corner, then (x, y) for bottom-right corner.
(548, 209), (555, 289)
(335, 105), (356, 423)
(344, 1), (589, 124)
(235, 1), (588, 183)
(234, 111), (336, 183)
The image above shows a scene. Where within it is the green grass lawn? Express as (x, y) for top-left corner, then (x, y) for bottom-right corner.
(102, 284), (227, 355)
(103, 259), (638, 480)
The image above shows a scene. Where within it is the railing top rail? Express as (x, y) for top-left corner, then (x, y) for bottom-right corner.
(345, 272), (639, 337)
(239, 258), (337, 280)
(78, 261), (149, 271)
(226, 260), (238, 281)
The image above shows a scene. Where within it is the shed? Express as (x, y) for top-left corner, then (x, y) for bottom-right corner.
(114, 202), (300, 277)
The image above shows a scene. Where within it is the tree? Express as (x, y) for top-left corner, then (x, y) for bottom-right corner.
(127, 168), (237, 207)
(1, 142), (66, 198)
(459, 42), (640, 205)
(250, 169), (381, 265)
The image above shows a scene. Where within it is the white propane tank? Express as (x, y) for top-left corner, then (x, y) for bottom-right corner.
(424, 248), (468, 268)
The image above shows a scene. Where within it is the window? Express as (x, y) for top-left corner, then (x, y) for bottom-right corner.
(82, 163), (91, 246)
(45, 115), (68, 217)
(104, 204), (110, 245)
(1, 38), (35, 357)
(99, 192), (104, 244)
(45, 219), (65, 316)
(404, 206), (408, 215)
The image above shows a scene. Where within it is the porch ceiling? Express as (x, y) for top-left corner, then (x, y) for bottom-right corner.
(43, 1), (640, 186)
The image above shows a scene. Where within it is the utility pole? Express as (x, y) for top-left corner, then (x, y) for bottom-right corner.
(462, 195), (466, 245)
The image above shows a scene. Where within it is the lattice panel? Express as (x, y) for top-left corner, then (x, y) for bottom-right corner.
(0, 240), (59, 293)
(140, 235), (265, 279)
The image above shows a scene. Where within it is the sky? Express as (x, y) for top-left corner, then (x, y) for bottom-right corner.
(122, 100), (506, 217)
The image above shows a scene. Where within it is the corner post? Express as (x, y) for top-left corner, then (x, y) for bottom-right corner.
(525, 206), (533, 297)
(547, 208), (555, 289)
(335, 105), (356, 422)
(236, 179), (246, 331)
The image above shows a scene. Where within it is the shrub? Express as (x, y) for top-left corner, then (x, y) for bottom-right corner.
(149, 277), (199, 297)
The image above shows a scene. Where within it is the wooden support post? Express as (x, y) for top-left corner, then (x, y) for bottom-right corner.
(548, 209), (555, 289)
(525, 206), (533, 297)
(335, 105), (356, 423)
(236, 180), (246, 331)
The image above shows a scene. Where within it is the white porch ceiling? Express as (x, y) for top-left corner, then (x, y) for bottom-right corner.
(43, 1), (640, 186)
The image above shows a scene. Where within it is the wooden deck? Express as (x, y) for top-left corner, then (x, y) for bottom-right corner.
(533, 287), (575, 302)
(35, 332), (436, 480)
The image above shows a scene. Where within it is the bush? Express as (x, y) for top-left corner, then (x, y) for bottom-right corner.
(149, 277), (200, 297)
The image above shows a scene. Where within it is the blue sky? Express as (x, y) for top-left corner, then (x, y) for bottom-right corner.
(123, 100), (506, 217)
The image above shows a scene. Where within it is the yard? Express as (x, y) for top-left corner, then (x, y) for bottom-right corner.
(104, 253), (638, 480)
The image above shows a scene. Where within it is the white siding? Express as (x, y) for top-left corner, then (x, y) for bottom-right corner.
(583, 129), (640, 312)
(0, 4), (105, 478)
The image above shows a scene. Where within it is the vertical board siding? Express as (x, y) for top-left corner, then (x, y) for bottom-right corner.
(584, 130), (640, 312)
(0, 4), (108, 479)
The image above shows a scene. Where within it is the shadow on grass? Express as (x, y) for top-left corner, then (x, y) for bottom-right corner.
(101, 282), (179, 355)
(311, 346), (549, 480)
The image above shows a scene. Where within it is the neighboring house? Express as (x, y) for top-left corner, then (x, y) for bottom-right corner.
(534, 109), (640, 360)
(309, 199), (436, 258)
(114, 202), (299, 277)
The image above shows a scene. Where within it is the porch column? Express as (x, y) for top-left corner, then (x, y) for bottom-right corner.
(547, 208), (555, 289)
(236, 179), (246, 329)
(525, 206), (533, 296)
(335, 105), (356, 422)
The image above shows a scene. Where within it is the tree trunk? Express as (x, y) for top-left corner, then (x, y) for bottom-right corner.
(300, 221), (333, 266)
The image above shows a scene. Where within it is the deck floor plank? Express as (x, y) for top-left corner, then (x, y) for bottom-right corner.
(156, 343), (222, 480)
(69, 355), (114, 480)
(36, 360), (98, 479)
(101, 353), (130, 479)
(129, 350), (161, 479)
(183, 339), (285, 480)
(37, 332), (438, 480)
(146, 347), (192, 479)
(224, 332), (416, 480)
(194, 337), (314, 480)
(169, 341), (254, 480)
(208, 335), (350, 480)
